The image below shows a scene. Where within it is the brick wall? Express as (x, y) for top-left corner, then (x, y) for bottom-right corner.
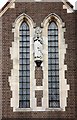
(1, 1), (77, 120)
(75, 11), (77, 119)
(0, 17), (2, 120)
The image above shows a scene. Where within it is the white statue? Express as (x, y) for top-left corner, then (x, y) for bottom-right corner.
(33, 27), (43, 62)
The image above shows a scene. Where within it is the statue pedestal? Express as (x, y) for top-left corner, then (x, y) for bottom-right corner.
(35, 66), (43, 107)
(35, 66), (43, 86)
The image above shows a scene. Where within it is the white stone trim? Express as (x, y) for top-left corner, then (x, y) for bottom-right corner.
(0, 0), (15, 17)
(63, 5), (74, 13)
(9, 13), (35, 111)
(42, 13), (69, 111)
(34, 0), (42, 1)
(10, 3), (15, 8)
(62, 0), (74, 13)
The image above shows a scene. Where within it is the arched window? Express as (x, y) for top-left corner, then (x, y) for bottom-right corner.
(19, 22), (30, 108)
(9, 13), (35, 111)
(9, 13), (69, 111)
(48, 22), (60, 108)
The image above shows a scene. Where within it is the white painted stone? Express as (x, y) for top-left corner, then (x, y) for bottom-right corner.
(10, 3), (15, 8)
(63, 4), (74, 13)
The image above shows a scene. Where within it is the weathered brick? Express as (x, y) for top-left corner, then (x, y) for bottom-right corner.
(0, 1), (77, 120)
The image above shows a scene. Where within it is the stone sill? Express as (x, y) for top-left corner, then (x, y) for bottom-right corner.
(14, 107), (64, 112)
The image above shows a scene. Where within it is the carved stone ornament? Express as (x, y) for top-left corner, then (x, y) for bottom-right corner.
(33, 27), (43, 66)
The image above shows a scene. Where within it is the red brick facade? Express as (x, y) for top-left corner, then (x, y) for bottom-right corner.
(0, 1), (77, 120)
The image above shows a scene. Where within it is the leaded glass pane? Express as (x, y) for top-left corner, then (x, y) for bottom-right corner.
(19, 22), (30, 108)
(48, 22), (60, 108)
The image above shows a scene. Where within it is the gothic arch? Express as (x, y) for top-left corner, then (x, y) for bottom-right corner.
(9, 13), (35, 111)
(42, 13), (69, 111)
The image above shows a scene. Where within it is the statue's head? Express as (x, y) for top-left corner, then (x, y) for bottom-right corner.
(35, 27), (42, 34)
(35, 27), (42, 38)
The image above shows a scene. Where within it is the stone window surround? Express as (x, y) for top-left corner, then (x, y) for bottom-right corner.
(9, 13), (35, 111)
(9, 13), (69, 112)
(42, 13), (69, 111)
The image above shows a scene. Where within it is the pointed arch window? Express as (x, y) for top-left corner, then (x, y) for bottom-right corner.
(48, 21), (60, 108)
(19, 22), (30, 108)
(9, 13), (69, 111)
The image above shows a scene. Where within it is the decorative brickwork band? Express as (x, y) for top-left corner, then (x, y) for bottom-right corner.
(35, 66), (43, 86)
(35, 90), (43, 107)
